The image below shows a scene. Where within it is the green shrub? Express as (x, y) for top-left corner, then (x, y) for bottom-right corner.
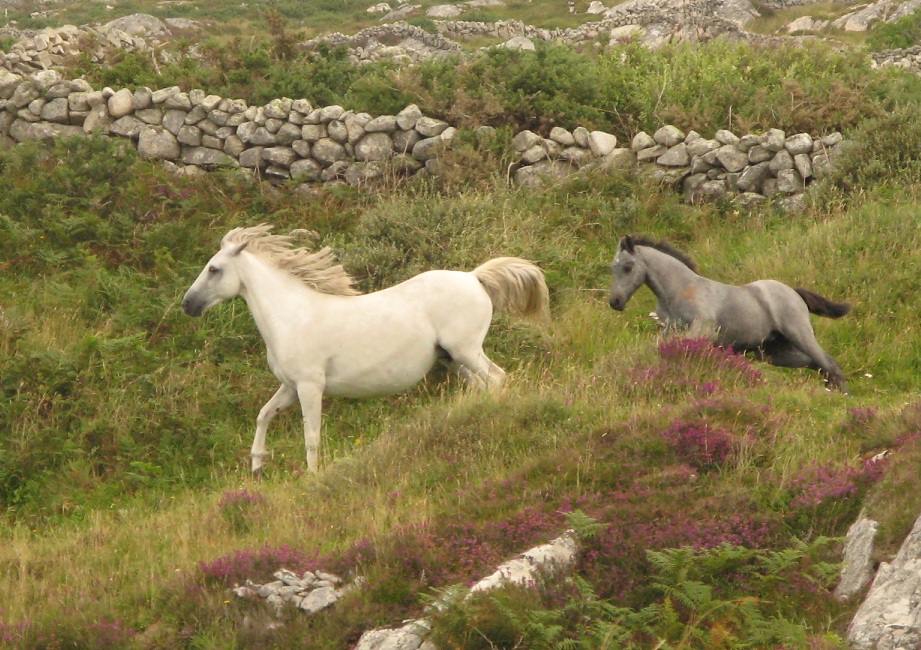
(867, 11), (921, 50)
(821, 104), (921, 194)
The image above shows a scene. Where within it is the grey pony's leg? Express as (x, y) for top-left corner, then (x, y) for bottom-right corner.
(766, 331), (848, 394)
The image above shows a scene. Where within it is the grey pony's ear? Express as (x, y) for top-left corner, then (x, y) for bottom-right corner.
(230, 241), (250, 256)
(620, 235), (635, 254)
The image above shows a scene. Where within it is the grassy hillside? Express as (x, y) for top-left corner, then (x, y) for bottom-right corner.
(1, 34), (921, 650)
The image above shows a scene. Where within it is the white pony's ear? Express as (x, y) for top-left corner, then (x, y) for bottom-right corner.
(620, 236), (635, 254)
(230, 241), (250, 256)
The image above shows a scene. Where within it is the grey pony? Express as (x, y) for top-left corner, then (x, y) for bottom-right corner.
(608, 235), (850, 393)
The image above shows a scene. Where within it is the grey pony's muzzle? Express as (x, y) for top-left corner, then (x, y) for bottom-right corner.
(609, 296), (626, 311)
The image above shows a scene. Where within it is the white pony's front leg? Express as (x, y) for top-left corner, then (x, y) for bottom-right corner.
(252, 384), (297, 475)
(296, 382), (324, 473)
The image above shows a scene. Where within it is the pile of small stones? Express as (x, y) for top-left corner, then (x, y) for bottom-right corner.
(232, 568), (355, 617)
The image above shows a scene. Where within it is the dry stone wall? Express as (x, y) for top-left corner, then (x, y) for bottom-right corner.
(0, 69), (842, 202)
(0, 69), (457, 186)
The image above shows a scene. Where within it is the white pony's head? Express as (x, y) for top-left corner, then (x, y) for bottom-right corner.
(181, 239), (249, 317)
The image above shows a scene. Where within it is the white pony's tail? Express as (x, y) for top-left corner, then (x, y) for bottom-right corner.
(472, 257), (551, 325)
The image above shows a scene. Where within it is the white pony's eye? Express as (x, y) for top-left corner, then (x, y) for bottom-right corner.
(208, 265), (220, 274)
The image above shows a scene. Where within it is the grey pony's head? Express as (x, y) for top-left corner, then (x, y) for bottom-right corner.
(609, 235), (644, 312)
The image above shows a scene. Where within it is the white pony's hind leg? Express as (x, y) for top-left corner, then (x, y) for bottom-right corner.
(252, 384), (298, 475)
(448, 350), (506, 392)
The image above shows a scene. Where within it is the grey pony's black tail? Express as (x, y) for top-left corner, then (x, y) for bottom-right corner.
(795, 288), (851, 319)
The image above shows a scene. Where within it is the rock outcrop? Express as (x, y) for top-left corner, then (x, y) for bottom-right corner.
(848, 510), (921, 650)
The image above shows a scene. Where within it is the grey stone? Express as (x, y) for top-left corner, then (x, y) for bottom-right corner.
(396, 104), (423, 131)
(512, 130), (542, 153)
(657, 142), (689, 167)
(312, 138), (348, 165)
(302, 124), (327, 142)
(572, 127), (590, 148)
(794, 153), (812, 180)
(10, 118), (84, 143)
(714, 129), (739, 146)
(177, 125), (202, 146)
(10, 81), (40, 109)
(549, 127), (575, 146)
(411, 136), (443, 162)
(40, 98), (69, 124)
(761, 128), (786, 152)
(263, 146), (298, 167)
(587, 131), (618, 156)
(769, 149), (795, 173)
(513, 160), (572, 188)
(559, 146), (594, 167)
(345, 112), (372, 143)
(138, 127), (180, 160)
(631, 131), (656, 151)
(224, 135), (245, 157)
(785, 132), (814, 155)
(162, 110), (186, 135)
(521, 143), (549, 165)
(365, 115), (398, 133)
(736, 161), (772, 193)
(775, 168), (804, 194)
(637, 145), (666, 162)
(327, 119), (348, 143)
(135, 108), (163, 125)
(355, 132), (394, 162)
(848, 510), (921, 650)
(290, 158), (323, 181)
(239, 147), (266, 168)
(747, 145), (773, 164)
(686, 138), (720, 157)
(393, 129), (421, 155)
(181, 146), (238, 167)
(415, 116), (449, 138)
(275, 123), (302, 146)
(714, 144), (749, 173)
(653, 124), (685, 147)
(319, 105), (345, 122)
(264, 98), (293, 120)
(836, 516), (880, 602)
(108, 88), (134, 118)
(109, 116), (146, 139)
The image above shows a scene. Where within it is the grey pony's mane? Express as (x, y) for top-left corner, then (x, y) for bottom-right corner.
(632, 236), (699, 274)
(222, 224), (360, 296)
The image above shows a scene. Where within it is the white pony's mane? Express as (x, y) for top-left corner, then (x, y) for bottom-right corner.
(222, 224), (359, 296)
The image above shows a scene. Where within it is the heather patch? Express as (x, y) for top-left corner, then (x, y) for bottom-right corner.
(330, 505), (563, 590)
(575, 484), (782, 604)
(628, 337), (763, 398)
(659, 419), (737, 472)
(217, 489), (266, 534)
(198, 544), (316, 587)
(783, 458), (888, 536)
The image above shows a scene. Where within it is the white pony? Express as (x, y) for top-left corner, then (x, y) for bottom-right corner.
(182, 225), (550, 474)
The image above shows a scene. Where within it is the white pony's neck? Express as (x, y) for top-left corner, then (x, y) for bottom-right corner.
(234, 251), (319, 352)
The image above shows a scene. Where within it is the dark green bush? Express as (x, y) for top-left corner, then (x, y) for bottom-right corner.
(822, 104), (921, 194)
(867, 11), (921, 50)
